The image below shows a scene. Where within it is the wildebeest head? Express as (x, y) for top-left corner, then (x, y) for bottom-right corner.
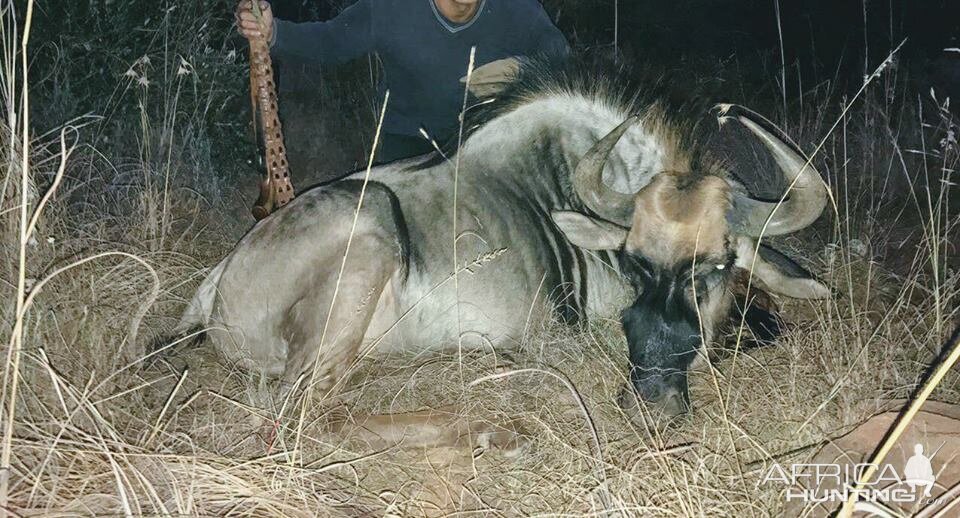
(552, 104), (830, 421)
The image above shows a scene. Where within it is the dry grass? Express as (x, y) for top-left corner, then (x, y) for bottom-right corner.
(2, 7), (960, 518)
(4, 250), (958, 516)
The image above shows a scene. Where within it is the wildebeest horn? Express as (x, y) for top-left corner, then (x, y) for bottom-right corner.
(717, 104), (827, 237)
(572, 116), (639, 225)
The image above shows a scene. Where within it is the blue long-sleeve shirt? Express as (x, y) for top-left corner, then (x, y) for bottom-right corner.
(272, 0), (568, 138)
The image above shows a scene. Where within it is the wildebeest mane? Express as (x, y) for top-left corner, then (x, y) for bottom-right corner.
(413, 53), (791, 200)
(414, 53), (712, 170)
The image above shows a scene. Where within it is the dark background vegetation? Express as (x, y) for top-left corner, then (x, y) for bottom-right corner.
(26, 0), (960, 234)
(32, 1), (960, 137)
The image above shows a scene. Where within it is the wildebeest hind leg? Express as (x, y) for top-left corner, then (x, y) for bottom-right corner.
(277, 249), (527, 453)
(269, 210), (527, 453)
(279, 234), (398, 398)
(278, 265), (529, 453)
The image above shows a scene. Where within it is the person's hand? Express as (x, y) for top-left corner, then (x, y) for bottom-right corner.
(461, 57), (522, 98)
(237, 0), (274, 42)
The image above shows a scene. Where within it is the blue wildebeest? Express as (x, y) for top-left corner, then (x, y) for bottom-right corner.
(175, 62), (829, 442)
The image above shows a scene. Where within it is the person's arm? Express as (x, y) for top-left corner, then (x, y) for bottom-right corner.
(271, 0), (376, 65)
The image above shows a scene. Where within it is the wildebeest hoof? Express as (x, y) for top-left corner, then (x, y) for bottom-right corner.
(474, 420), (531, 458)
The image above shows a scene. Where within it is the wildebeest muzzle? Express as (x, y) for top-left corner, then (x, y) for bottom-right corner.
(620, 271), (702, 421)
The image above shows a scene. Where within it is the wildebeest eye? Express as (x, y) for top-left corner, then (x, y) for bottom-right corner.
(684, 262), (730, 304)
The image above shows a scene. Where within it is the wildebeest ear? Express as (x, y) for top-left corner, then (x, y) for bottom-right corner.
(551, 210), (628, 250)
(734, 236), (831, 299)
